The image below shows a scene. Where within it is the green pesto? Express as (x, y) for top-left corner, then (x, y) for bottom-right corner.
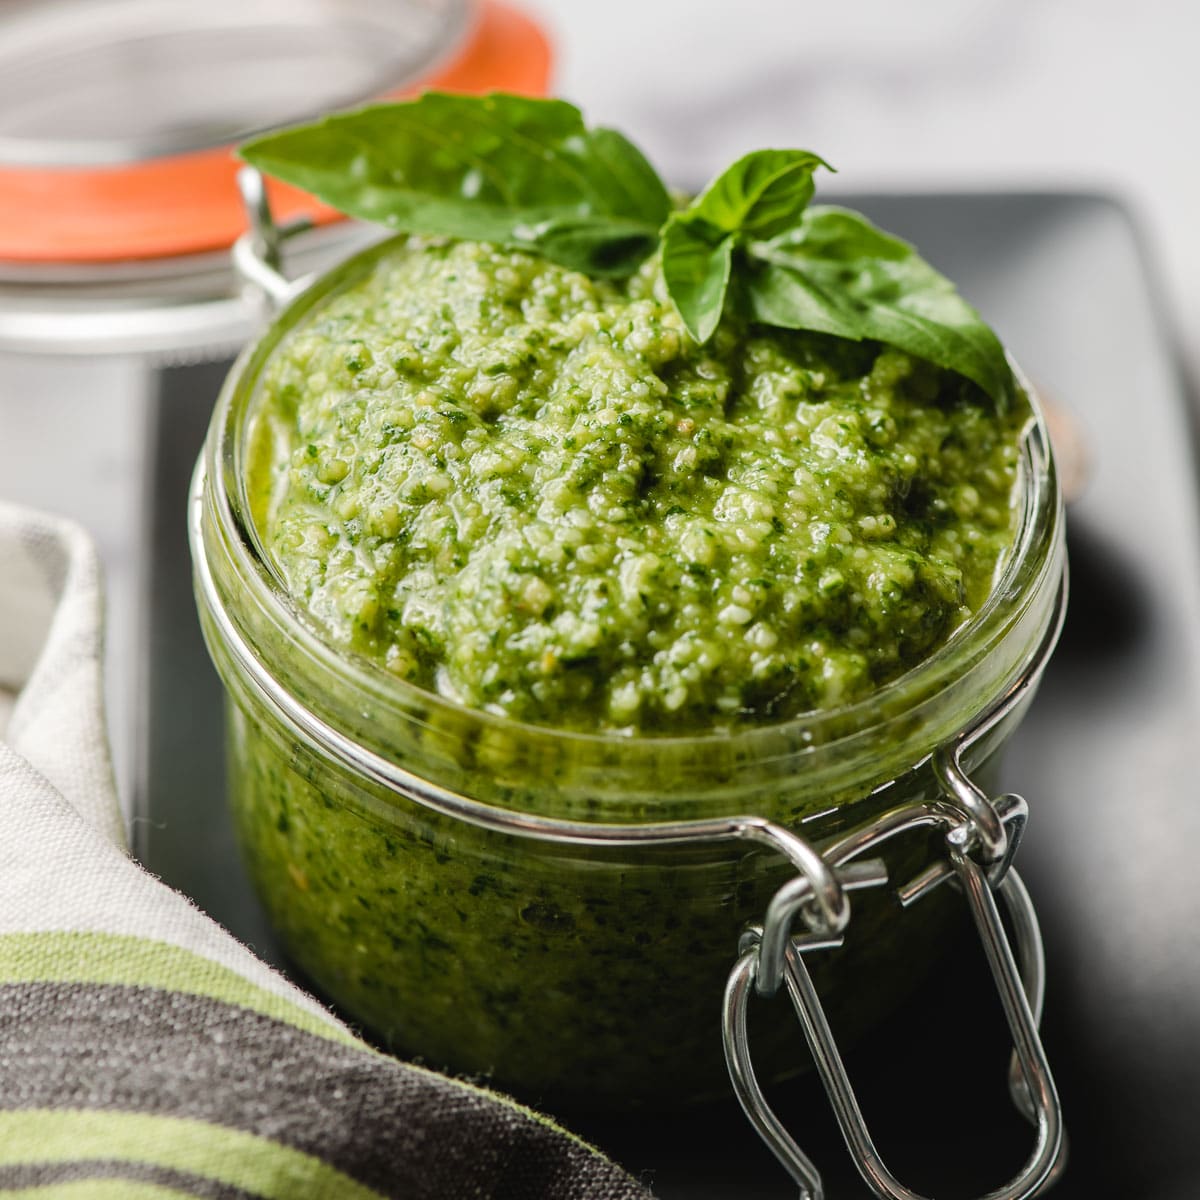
(225, 687), (976, 1106)
(249, 238), (1029, 735)
(220, 235), (1035, 1105)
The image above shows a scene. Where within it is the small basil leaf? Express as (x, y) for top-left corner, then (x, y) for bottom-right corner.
(746, 206), (1015, 408)
(660, 216), (735, 343)
(239, 92), (671, 277)
(687, 149), (831, 239)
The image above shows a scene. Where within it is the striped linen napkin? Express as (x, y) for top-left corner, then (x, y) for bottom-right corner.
(0, 500), (654, 1200)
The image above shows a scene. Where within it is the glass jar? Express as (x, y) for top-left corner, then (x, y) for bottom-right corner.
(189, 238), (1066, 1114)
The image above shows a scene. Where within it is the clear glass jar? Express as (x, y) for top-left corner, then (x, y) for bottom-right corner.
(190, 243), (1065, 1110)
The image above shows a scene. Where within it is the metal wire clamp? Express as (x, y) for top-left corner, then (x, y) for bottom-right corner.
(722, 780), (1066, 1200)
(232, 167), (316, 309)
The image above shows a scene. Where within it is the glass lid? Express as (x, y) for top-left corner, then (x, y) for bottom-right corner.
(0, 0), (473, 167)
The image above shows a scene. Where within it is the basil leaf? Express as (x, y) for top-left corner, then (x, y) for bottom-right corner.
(687, 148), (831, 238)
(660, 217), (734, 343)
(746, 206), (1015, 408)
(239, 93), (671, 278)
(661, 149), (831, 343)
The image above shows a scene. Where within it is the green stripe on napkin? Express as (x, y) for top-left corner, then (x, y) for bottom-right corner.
(0, 1112), (384, 1199)
(0, 1184), (190, 1199)
(0, 1159), (261, 1197)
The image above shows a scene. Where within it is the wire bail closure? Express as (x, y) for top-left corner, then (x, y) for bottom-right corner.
(722, 752), (1067, 1200)
(233, 167), (316, 310)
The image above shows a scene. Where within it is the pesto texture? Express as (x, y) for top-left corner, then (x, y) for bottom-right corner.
(252, 238), (1028, 734)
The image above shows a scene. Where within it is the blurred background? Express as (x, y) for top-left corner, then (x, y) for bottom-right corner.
(1, 2), (1198, 1196)
(534, 0), (1198, 386)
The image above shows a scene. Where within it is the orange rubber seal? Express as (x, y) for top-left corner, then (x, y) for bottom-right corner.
(0, 1), (552, 264)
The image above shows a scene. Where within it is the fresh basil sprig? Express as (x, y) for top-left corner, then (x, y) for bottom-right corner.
(661, 149), (830, 342)
(240, 93), (1014, 407)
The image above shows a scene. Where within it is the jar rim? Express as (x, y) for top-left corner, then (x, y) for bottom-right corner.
(194, 234), (1066, 809)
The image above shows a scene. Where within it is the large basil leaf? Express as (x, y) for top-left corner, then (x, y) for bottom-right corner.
(746, 206), (1016, 408)
(239, 93), (671, 278)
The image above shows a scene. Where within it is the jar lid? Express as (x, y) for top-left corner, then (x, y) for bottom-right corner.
(0, 0), (475, 169)
(0, 0), (552, 355)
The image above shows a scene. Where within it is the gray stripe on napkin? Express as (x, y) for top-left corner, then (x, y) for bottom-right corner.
(0, 981), (652, 1200)
(0, 1159), (254, 1198)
